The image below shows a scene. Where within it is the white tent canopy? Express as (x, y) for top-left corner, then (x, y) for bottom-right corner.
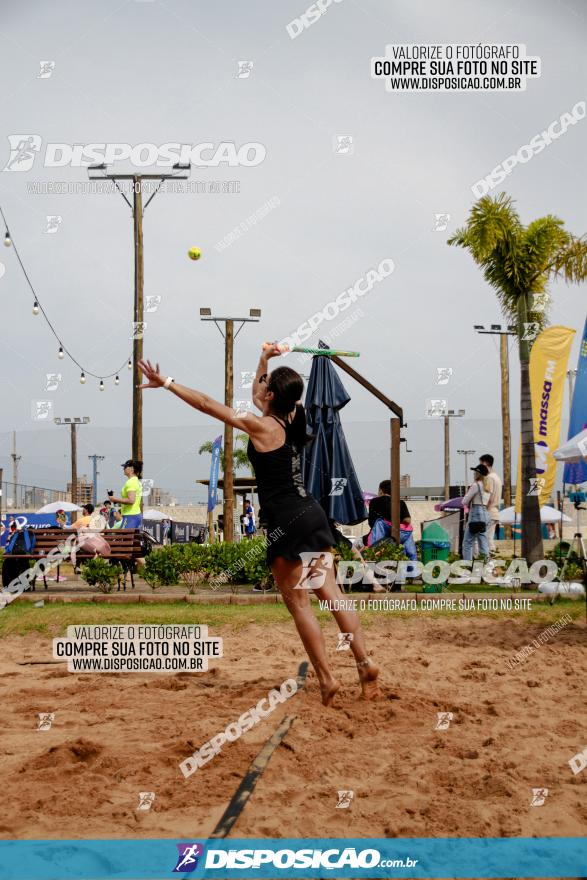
(142, 508), (172, 521)
(553, 427), (587, 463)
(36, 501), (82, 513)
(498, 505), (572, 525)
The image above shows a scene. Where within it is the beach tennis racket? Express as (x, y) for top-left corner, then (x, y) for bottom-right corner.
(262, 343), (360, 357)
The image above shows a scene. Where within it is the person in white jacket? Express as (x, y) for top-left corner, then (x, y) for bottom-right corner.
(462, 464), (491, 560)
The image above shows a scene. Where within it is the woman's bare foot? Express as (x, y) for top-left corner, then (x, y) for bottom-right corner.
(319, 676), (341, 707)
(357, 657), (380, 701)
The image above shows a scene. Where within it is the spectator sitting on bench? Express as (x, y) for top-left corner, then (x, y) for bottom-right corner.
(70, 504), (93, 531)
(363, 480), (417, 561)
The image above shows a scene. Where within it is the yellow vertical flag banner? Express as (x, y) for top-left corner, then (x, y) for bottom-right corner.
(515, 325), (575, 511)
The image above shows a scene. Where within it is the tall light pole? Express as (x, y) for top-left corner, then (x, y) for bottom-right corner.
(11, 431), (21, 489)
(474, 324), (516, 512)
(444, 408), (465, 500)
(88, 164), (190, 462)
(200, 308), (261, 542)
(54, 417), (90, 506)
(457, 449), (476, 489)
(88, 454), (105, 506)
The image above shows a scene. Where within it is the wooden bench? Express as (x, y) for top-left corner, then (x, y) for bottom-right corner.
(3, 528), (144, 591)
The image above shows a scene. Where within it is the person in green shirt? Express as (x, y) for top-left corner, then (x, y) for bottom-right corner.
(108, 459), (143, 528)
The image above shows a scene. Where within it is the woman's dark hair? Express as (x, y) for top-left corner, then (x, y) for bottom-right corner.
(132, 460), (143, 478)
(267, 366), (311, 451)
(379, 480), (391, 495)
(83, 503), (94, 514)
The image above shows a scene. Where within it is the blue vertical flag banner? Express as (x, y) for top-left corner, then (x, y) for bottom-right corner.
(564, 316), (587, 485)
(207, 435), (223, 512)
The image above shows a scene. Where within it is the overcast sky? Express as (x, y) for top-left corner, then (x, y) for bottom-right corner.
(0, 0), (585, 502)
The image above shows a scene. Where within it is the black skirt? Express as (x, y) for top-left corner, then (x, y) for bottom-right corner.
(262, 495), (336, 564)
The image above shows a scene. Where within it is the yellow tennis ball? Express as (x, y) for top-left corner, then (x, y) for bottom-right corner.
(188, 247), (201, 261)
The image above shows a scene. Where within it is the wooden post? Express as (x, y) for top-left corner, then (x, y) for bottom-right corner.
(500, 333), (512, 509)
(500, 333), (512, 540)
(207, 507), (215, 543)
(223, 320), (234, 542)
(132, 176), (144, 464)
(70, 423), (78, 508)
(444, 414), (450, 501)
(390, 418), (401, 543)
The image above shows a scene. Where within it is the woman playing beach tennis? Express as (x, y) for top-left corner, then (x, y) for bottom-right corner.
(138, 347), (379, 705)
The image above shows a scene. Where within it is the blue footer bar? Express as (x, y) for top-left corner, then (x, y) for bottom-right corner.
(0, 837), (585, 879)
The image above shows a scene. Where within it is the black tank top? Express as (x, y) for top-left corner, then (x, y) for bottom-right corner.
(247, 416), (308, 507)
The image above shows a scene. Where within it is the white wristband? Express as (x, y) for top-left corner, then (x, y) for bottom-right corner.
(163, 376), (174, 390)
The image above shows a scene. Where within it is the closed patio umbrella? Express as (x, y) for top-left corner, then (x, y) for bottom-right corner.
(301, 344), (367, 526)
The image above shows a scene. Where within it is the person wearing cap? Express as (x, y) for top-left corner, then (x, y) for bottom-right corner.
(107, 460), (143, 528)
(462, 464), (491, 561)
(479, 453), (502, 552)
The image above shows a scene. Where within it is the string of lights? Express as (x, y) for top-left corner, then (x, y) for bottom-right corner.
(0, 205), (132, 390)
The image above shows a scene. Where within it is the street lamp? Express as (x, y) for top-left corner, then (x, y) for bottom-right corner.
(200, 308), (262, 542)
(88, 162), (190, 463)
(474, 323), (516, 511)
(457, 449), (476, 490)
(54, 417), (90, 506)
(444, 408), (465, 500)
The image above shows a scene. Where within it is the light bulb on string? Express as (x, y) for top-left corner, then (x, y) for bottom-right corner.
(3, 231), (11, 247)
(32, 301), (39, 315)
(99, 379), (105, 391)
(114, 375), (120, 385)
(58, 345), (64, 359)
(127, 359), (132, 370)
(80, 372), (86, 384)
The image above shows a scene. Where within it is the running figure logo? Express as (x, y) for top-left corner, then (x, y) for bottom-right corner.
(32, 400), (53, 421)
(530, 788), (549, 806)
(433, 213), (450, 231)
(295, 552), (333, 590)
(333, 135), (354, 156)
(38, 61), (55, 78)
(137, 791), (155, 811)
(336, 632), (353, 651)
(330, 477), (347, 496)
(45, 373), (62, 391)
(335, 790), (354, 809)
(234, 400), (253, 418)
(435, 367), (453, 386)
(237, 61), (253, 78)
(522, 322), (540, 341)
(145, 295), (161, 313)
(434, 712), (453, 731)
(173, 843), (204, 873)
(528, 477), (545, 496)
(140, 478), (154, 499)
(37, 713), (55, 731)
(426, 398), (448, 418)
(4, 134), (42, 171)
(45, 215), (62, 234)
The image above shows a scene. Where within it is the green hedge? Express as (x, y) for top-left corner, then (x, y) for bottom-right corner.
(142, 538), (273, 590)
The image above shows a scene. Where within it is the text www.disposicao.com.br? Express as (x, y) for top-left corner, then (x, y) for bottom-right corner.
(69, 657), (201, 672)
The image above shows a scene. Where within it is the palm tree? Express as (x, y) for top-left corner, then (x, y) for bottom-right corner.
(448, 194), (587, 564)
(198, 433), (251, 475)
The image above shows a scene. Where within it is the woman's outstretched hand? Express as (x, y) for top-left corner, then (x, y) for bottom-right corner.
(263, 342), (283, 359)
(138, 359), (165, 389)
